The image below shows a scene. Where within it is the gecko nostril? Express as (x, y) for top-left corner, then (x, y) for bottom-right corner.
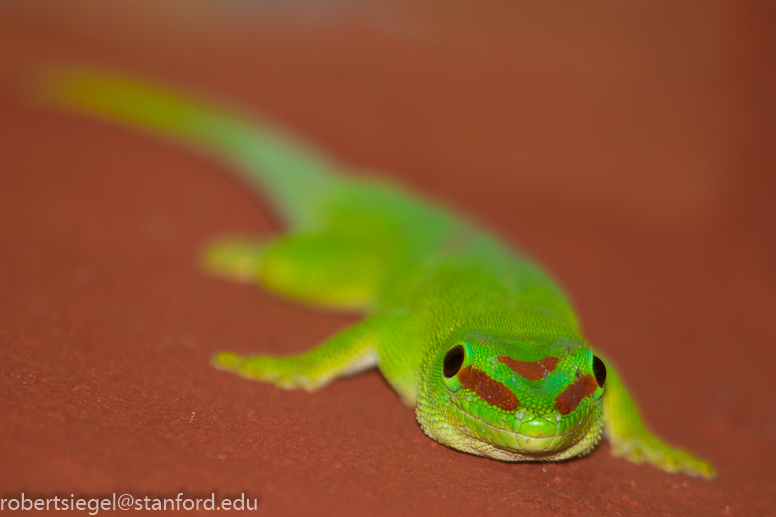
(443, 345), (465, 378)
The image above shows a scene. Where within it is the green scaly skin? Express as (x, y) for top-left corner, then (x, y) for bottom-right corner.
(34, 66), (716, 479)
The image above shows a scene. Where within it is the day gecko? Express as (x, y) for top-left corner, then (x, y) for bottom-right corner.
(34, 66), (715, 479)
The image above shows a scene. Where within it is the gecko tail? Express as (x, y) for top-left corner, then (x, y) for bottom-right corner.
(31, 65), (344, 228)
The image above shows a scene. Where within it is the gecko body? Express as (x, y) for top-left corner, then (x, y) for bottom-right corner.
(36, 67), (715, 479)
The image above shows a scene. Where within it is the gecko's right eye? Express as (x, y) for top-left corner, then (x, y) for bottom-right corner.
(443, 345), (465, 378)
(592, 355), (606, 388)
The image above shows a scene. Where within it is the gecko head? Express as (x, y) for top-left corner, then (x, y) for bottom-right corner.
(416, 331), (606, 461)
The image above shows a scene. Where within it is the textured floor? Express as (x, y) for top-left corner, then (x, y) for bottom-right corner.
(1, 1), (774, 515)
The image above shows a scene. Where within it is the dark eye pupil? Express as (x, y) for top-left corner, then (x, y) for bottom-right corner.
(443, 345), (465, 378)
(592, 355), (606, 388)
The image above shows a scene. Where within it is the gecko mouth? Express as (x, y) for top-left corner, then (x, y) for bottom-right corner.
(452, 400), (592, 458)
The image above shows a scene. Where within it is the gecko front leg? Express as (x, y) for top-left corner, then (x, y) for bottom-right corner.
(212, 317), (383, 392)
(598, 353), (716, 479)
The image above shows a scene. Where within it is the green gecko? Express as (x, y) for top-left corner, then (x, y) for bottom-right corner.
(34, 66), (715, 479)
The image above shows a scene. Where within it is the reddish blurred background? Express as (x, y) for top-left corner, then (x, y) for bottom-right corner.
(0, 1), (774, 515)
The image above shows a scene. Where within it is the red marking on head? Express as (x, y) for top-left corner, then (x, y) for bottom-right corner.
(498, 356), (560, 381)
(457, 365), (519, 411)
(554, 375), (598, 415)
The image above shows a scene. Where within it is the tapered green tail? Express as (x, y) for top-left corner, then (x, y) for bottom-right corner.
(32, 65), (343, 229)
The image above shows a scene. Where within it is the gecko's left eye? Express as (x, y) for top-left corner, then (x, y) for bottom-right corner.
(592, 356), (606, 388)
(443, 345), (465, 378)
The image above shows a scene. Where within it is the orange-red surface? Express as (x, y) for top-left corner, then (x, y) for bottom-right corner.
(1, 1), (774, 515)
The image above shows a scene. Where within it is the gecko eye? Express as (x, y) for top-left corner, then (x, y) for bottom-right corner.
(592, 356), (606, 388)
(443, 345), (465, 378)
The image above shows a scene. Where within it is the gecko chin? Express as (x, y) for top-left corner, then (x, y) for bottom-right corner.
(446, 400), (604, 461)
(415, 394), (604, 462)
